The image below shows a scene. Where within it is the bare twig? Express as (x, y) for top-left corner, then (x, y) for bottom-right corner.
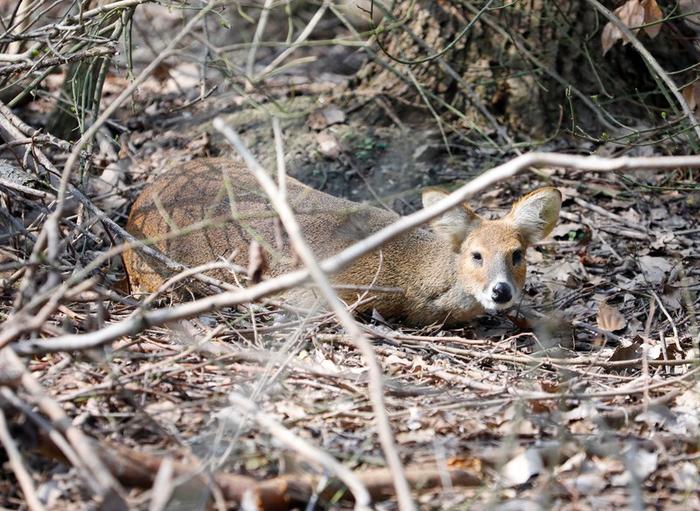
(0, 348), (126, 508)
(587, 0), (700, 142)
(147, 457), (175, 511)
(214, 117), (415, 511)
(651, 290), (681, 350)
(0, 407), (45, 511)
(0, 44), (116, 75)
(78, 0), (149, 20)
(57, 0), (222, 215)
(245, 0), (276, 80)
(139, 260), (242, 307)
(256, 0), (330, 81)
(0, 177), (55, 199)
(10, 152), (700, 356)
(30, 431), (479, 509)
(228, 394), (372, 510)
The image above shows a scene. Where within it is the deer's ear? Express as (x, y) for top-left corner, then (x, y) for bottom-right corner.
(422, 189), (481, 251)
(507, 187), (562, 244)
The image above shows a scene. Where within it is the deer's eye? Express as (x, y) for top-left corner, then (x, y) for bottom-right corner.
(512, 249), (522, 265)
(472, 252), (483, 265)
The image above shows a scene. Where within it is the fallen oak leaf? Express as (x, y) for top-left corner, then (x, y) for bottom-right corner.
(642, 0), (664, 38)
(505, 313), (531, 330)
(638, 255), (673, 286)
(601, 22), (618, 56)
(609, 340), (643, 363)
(316, 131), (342, 159)
(682, 82), (700, 113)
(307, 105), (346, 130)
(578, 249), (607, 267)
(540, 380), (560, 393)
(447, 456), (484, 475)
(616, 0), (645, 32)
(597, 302), (627, 332)
(611, 449), (658, 486)
(601, 0), (645, 55)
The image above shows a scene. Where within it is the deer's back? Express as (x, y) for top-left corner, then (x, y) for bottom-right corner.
(124, 158), (406, 296)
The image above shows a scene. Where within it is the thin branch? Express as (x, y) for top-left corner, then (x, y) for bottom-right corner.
(79, 0), (149, 20)
(140, 260), (242, 307)
(0, 44), (116, 75)
(651, 290), (681, 350)
(57, 0), (222, 213)
(256, 0), (329, 81)
(10, 152), (700, 355)
(214, 117), (416, 511)
(587, 0), (700, 142)
(31, 430), (479, 508)
(0, 347), (127, 507)
(245, 0), (276, 79)
(0, 407), (45, 511)
(228, 394), (372, 510)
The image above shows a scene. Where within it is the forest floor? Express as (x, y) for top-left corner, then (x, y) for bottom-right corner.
(1, 2), (699, 510)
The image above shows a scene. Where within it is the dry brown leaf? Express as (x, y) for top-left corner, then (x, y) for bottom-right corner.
(597, 302), (627, 332)
(608, 341), (642, 362)
(307, 105), (346, 130)
(144, 400), (182, 427)
(638, 255), (672, 285)
(601, 22), (618, 56)
(682, 83), (700, 112)
(151, 61), (173, 82)
(530, 400), (555, 414)
(247, 240), (267, 284)
(316, 131), (342, 159)
(618, 0), (646, 30)
(185, 132), (210, 156)
(569, 473), (607, 494)
(540, 380), (560, 393)
(642, 0), (663, 38)
(610, 449), (658, 486)
(580, 252), (607, 267)
(601, 0), (645, 55)
(447, 456), (483, 474)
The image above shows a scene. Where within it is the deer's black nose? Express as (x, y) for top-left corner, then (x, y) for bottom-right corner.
(492, 282), (513, 304)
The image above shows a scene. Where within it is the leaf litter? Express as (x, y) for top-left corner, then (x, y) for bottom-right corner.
(2, 70), (700, 511)
(8, 154), (694, 509)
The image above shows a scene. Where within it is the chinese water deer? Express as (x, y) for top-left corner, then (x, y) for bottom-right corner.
(124, 158), (561, 326)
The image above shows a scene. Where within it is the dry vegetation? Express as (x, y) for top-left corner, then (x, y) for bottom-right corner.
(0, 0), (699, 510)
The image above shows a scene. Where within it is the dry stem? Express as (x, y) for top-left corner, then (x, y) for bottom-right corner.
(0, 407), (45, 511)
(214, 117), (415, 511)
(228, 393), (372, 510)
(10, 151), (700, 356)
(588, 0), (700, 142)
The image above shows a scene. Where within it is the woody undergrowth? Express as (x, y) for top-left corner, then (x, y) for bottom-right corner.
(1, 0), (699, 509)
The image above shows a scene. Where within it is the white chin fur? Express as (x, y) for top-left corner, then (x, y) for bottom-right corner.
(477, 295), (517, 312)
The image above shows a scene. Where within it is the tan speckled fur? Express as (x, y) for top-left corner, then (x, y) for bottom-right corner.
(124, 158), (561, 326)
